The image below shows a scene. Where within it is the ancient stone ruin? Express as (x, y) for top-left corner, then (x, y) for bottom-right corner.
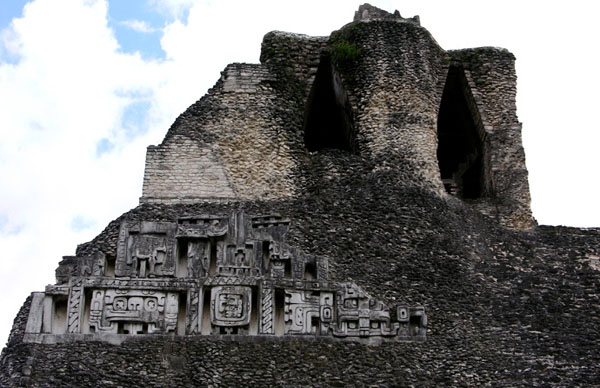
(2, 4), (599, 387)
(27, 211), (425, 341)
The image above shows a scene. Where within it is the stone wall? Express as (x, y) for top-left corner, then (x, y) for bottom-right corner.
(142, 134), (236, 203)
(2, 194), (599, 386)
(450, 48), (533, 229)
(327, 19), (447, 191)
(260, 31), (329, 100)
(141, 15), (531, 229)
(141, 63), (303, 203)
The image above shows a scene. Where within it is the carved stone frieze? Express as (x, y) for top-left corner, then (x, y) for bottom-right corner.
(67, 279), (83, 334)
(88, 289), (180, 335)
(116, 221), (177, 278)
(84, 277), (199, 290)
(203, 277), (257, 286)
(260, 281), (274, 334)
(284, 290), (320, 334)
(28, 211), (427, 342)
(176, 215), (229, 239)
(187, 289), (200, 335)
(332, 283), (398, 338)
(45, 285), (69, 296)
(210, 286), (252, 334)
(284, 290), (333, 335)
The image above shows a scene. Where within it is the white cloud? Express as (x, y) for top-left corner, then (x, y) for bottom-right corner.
(148, 0), (201, 20)
(119, 19), (156, 34)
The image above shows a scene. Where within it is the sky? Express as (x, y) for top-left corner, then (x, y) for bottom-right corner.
(0, 0), (598, 346)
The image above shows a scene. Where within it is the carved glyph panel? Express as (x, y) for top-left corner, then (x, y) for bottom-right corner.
(210, 286), (252, 331)
(28, 211), (427, 342)
(88, 289), (179, 335)
(116, 221), (177, 278)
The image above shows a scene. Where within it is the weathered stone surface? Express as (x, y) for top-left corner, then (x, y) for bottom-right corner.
(1, 4), (599, 387)
(17, 211), (423, 342)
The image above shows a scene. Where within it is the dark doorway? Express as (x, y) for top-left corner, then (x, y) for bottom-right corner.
(437, 65), (487, 199)
(304, 55), (356, 153)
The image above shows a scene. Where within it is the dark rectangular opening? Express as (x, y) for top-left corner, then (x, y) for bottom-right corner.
(177, 240), (188, 278)
(201, 289), (212, 335)
(82, 290), (92, 334)
(311, 315), (320, 334)
(262, 241), (270, 272)
(305, 262), (317, 280)
(209, 239), (217, 276)
(177, 292), (187, 335)
(304, 55), (357, 153)
(105, 255), (116, 277)
(284, 260), (291, 279)
(274, 288), (285, 336)
(249, 287), (258, 335)
(409, 315), (422, 336)
(437, 65), (488, 200)
(52, 296), (68, 334)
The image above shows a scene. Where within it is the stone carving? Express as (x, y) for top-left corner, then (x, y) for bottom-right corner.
(130, 235), (167, 277)
(269, 240), (291, 279)
(45, 284), (69, 296)
(284, 290), (321, 335)
(185, 240), (204, 278)
(251, 214), (290, 229)
(317, 257), (329, 281)
(188, 289), (200, 334)
(27, 211), (426, 342)
(320, 292), (335, 335)
(83, 277), (197, 289)
(92, 251), (106, 277)
(210, 286), (252, 334)
(67, 280), (83, 334)
(177, 216), (229, 238)
(88, 289), (179, 334)
(116, 221), (177, 278)
(164, 293), (179, 333)
(177, 216), (229, 277)
(260, 282), (274, 334)
(332, 283), (398, 338)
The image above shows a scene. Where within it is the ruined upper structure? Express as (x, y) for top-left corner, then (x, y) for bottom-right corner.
(140, 3), (531, 229)
(2, 5), (599, 387)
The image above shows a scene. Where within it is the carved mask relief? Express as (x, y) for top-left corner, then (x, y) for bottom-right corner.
(116, 221), (177, 278)
(30, 212), (426, 342)
(88, 289), (179, 335)
(210, 286), (252, 334)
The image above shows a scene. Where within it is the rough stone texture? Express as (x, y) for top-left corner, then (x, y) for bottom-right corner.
(2, 4), (599, 387)
(141, 63), (300, 203)
(140, 10), (531, 229)
(354, 3), (420, 25)
(449, 48), (533, 229)
(142, 134), (236, 203)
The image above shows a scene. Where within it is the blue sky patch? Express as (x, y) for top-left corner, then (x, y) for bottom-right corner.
(0, 213), (24, 235)
(0, 0), (30, 64)
(106, 0), (167, 60)
(122, 99), (151, 137)
(0, 0), (29, 31)
(70, 215), (95, 232)
(95, 137), (115, 157)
